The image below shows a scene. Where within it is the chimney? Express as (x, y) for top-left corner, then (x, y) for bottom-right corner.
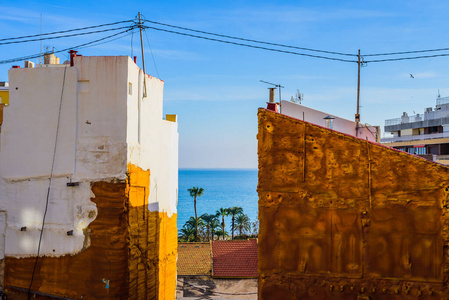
(266, 88), (278, 113)
(69, 50), (78, 67)
(268, 88), (276, 103)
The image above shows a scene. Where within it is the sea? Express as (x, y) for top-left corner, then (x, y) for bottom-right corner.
(177, 169), (258, 233)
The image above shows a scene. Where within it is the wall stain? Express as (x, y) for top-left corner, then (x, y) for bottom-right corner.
(258, 109), (449, 299)
(3, 164), (177, 299)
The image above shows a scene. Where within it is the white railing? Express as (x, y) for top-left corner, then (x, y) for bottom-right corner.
(381, 132), (449, 143)
(385, 110), (449, 127)
(437, 96), (449, 106)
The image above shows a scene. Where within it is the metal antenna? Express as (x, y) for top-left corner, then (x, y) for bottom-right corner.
(260, 80), (284, 103)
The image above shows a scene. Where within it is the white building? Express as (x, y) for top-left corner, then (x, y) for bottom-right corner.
(381, 95), (449, 163)
(0, 54), (178, 299)
(279, 100), (380, 142)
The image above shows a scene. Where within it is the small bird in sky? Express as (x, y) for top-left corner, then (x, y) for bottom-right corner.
(410, 74), (414, 78)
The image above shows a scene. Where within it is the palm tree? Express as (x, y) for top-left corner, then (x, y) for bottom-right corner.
(187, 187), (204, 241)
(210, 218), (220, 241)
(215, 228), (228, 240)
(185, 216), (205, 229)
(228, 206), (243, 239)
(178, 226), (194, 242)
(200, 213), (217, 241)
(181, 217), (205, 241)
(235, 214), (251, 237)
(216, 207), (229, 240)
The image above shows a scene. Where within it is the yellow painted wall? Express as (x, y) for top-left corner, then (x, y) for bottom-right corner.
(400, 128), (413, 136)
(127, 164), (177, 300)
(258, 108), (449, 299)
(0, 90), (8, 105)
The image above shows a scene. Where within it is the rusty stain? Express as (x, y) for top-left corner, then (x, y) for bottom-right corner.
(257, 109), (449, 299)
(3, 164), (177, 299)
(4, 181), (129, 299)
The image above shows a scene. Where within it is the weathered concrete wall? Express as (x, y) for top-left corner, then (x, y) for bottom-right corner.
(4, 181), (129, 298)
(0, 57), (178, 299)
(257, 108), (449, 299)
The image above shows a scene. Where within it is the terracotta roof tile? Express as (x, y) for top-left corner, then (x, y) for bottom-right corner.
(177, 243), (212, 276)
(211, 239), (258, 278)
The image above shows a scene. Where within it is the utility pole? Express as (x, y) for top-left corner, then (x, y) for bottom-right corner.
(138, 12), (147, 97)
(355, 49), (361, 137)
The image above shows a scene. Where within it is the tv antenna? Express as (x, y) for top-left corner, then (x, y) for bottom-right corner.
(260, 80), (284, 103)
(296, 89), (303, 104)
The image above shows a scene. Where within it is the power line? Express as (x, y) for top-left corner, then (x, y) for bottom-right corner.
(144, 29), (160, 78)
(143, 23), (449, 64)
(143, 25), (357, 63)
(143, 19), (356, 57)
(4, 18), (449, 65)
(365, 47), (449, 57)
(0, 19), (134, 42)
(0, 28), (135, 65)
(142, 19), (449, 62)
(0, 26), (134, 46)
(365, 52), (449, 63)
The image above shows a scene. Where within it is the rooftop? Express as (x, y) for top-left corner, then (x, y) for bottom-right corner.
(211, 239), (258, 278)
(384, 95), (449, 131)
(177, 243), (212, 276)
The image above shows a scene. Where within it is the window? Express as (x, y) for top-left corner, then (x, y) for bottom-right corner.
(128, 82), (132, 95)
(408, 147), (426, 155)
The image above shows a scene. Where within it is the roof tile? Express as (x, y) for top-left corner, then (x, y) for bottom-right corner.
(177, 243), (212, 276)
(211, 239), (258, 278)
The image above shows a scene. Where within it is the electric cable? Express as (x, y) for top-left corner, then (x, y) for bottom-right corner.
(143, 19), (449, 62)
(365, 47), (449, 57)
(142, 25), (357, 63)
(0, 28), (136, 65)
(144, 29), (160, 78)
(365, 52), (449, 63)
(142, 19), (357, 57)
(28, 65), (68, 299)
(0, 19), (134, 42)
(5, 18), (449, 66)
(0, 26), (133, 46)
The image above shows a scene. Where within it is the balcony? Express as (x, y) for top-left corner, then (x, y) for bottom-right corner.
(381, 131), (449, 144)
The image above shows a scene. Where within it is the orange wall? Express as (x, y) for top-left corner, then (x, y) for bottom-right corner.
(4, 181), (129, 299)
(258, 108), (449, 299)
(127, 164), (177, 300)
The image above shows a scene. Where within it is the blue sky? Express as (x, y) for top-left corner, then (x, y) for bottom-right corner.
(1, 1), (449, 168)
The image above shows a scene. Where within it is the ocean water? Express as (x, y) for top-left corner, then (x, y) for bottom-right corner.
(177, 169), (258, 233)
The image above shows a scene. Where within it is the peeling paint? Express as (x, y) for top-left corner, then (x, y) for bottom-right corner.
(4, 181), (129, 299)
